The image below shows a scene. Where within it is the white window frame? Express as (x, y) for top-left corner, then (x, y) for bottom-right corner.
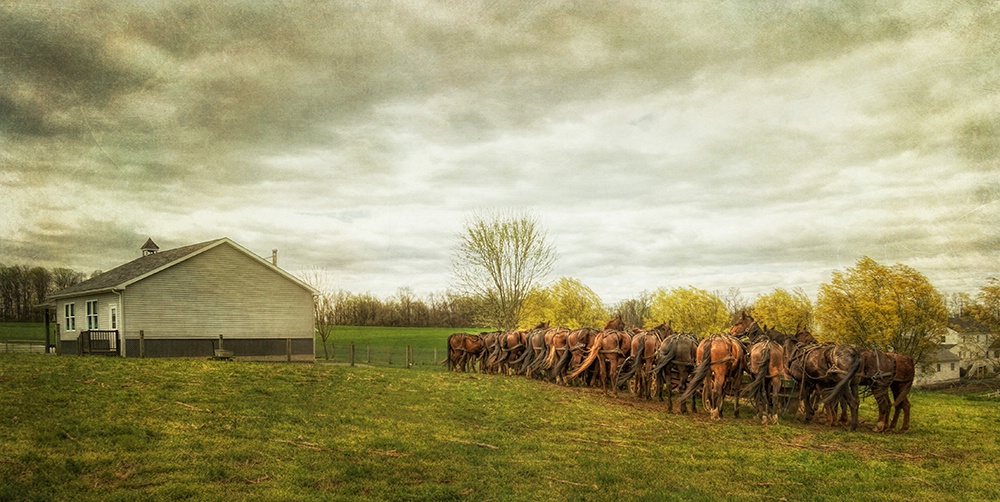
(65, 303), (76, 331)
(86, 300), (99, 330)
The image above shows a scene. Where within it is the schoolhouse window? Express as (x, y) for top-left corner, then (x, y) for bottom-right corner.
(936, 363), (941, 372)
(64, 303), (76, 331)
(950, 362), (955, 371)
(86, 301), (99, 330)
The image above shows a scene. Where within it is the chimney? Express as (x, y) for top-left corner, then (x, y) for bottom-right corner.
(141, 238), (159, 256)
(271, 249), (278, 266)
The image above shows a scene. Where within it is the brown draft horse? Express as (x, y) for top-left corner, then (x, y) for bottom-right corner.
(743, 336), (787, 424)
(859, 348), (897, 432)
(566, 317), (632, 394)
(887, 352), (915, 432)
(511, 322), (550, 377)
(446, 332), (484, 372)
(565, 327), (601, 386)
(680, 333), (747, 420)
(650, 332), (699, 413)
(615, 330), (662, 399)
(477, 331), (503, 373)
(542, 327), (572, 383)
(783, 337), (862, 430)
(492, 329), (527, 375)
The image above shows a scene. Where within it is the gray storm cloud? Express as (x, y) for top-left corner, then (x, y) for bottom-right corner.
(1, 1), (998, 302)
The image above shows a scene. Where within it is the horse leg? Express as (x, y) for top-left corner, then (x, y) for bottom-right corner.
(873, 385), (890, 432)
(899, 397), (911, 432)
(801, 382), (816, 424)
(848, 379), (860, 431)
(732, 372), (742, 419)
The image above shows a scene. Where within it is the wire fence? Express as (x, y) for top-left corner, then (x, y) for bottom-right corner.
(315, 343), (447, 369)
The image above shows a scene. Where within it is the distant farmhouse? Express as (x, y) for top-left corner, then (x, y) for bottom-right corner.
(44, 238), (317, 361)
(914, 327), (1000, 388)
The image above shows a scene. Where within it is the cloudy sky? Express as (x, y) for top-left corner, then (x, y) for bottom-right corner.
(2, 1), (998, 304)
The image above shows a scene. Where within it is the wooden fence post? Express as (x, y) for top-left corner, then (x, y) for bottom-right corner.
(387, 347), (392, 365)
(139, 330), (145, 358)
(286, 338), (292, 362)
(350, 342), (355, 367)
(366, 345), (371, 364)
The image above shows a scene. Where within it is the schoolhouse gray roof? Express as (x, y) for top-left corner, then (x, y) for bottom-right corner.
(46, 238), (318, 300)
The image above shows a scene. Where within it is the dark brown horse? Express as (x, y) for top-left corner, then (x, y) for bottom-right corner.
(783, 338), (862, 430)
(446, 332), (484, 372)
(511, 322), (550, 377)
(859, 348), (897, 431)
(680, 334), (747, 420)
(730, 311), (756, 338)
(650, 332), (699, 413)
(887, 352), (915, 432)
(478, 331), (503, 374)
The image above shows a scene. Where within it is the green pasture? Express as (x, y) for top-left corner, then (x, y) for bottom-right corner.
(0, 323), (466, 363)
(0, 322), (54, 343)
(2, 353), (998, 501)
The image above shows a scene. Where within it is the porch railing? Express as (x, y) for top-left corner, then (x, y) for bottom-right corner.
(79, 330), (120, 356)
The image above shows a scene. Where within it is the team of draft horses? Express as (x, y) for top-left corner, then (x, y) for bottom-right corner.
(447, 313), (916, 432)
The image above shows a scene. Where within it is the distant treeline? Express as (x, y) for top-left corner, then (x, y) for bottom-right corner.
(0, 265), (88, 322)
(323, 290), (479, 328)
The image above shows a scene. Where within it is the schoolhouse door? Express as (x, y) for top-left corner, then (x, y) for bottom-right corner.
(108, 305), (119, 350)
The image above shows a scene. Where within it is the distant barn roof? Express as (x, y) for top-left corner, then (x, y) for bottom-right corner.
(48, 239), (223, 298)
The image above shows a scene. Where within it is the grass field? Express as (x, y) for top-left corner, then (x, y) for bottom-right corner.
(0, 323), (471, 364)
(0, 323), (54, 343)
(2, 353), (998, 501)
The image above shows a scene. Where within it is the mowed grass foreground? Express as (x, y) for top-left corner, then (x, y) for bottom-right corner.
(2, 355), (999, 502)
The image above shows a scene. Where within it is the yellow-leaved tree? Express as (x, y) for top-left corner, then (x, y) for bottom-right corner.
(519, 277), (607, 329)
(648, 286), (730, 335)
(752, 287), (813, 335)
(815, 256), (946, 366)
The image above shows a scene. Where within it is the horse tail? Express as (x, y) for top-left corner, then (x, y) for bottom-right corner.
(892, 379), (913, 408)
(567, 331), (605, 380)
(652, 338), (677, 375)
(679, 344), (712, 403)
(542, 344), (559, 369)
(742, 344), (771, 399)
(528, 341), (550, 373)
(446, 333), (458, 371)
(549, 344), (573, 380)
(823, 348), (861, 405)
(510, 342), (532, 372)
(616, 340), (644, 388)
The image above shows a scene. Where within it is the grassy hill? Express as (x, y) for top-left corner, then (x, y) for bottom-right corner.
(1, 353), (997, 501)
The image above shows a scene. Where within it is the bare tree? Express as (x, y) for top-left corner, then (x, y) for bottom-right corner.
(301, 270), (337, 360)
(719, 287), (750, 324)
(451, 209), (556, 331)
(613, 291), (652, 329)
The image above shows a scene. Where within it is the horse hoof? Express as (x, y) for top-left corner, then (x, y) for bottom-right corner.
(770, 414), (779, 424)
